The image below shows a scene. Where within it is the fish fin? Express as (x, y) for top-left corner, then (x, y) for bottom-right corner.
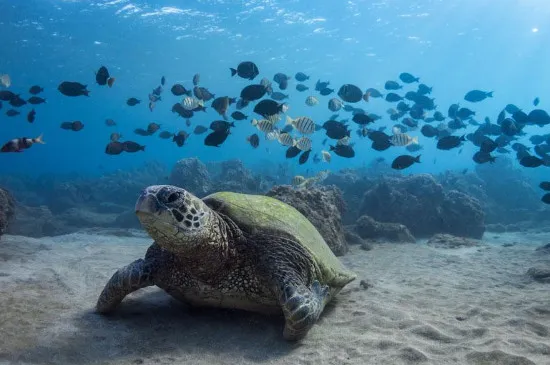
(392, 126), (401, 135)
(251, 119), (258, 126)
(34, 134), (45, 144)
(230, 68), (237, 77)
(285, 115), (293, 126)
(412, 136), (419, 144)
(107, 78), (115, 87)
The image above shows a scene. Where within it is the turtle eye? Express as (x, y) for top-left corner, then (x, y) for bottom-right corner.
(167, 192), (180, 203)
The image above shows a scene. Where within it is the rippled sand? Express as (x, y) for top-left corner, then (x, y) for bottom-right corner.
(1, 229), (549, 365)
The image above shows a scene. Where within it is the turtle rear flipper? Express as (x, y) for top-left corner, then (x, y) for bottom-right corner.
(96, 258), (154, 313)
(280, 280), (330, 341)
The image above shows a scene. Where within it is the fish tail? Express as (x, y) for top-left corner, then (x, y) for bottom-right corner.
(251, 119), (258, 126)
(34, 134), (45, 144)
(285, 115), (293, 125)
(107, 78), (115, 87)
(141, 145), (146, 151)
(329, 145), (335, 151)
(415, 155), (421, 163)
(412, 136), (419, 144)
(487, 91), (493, 98)
(230, 68), (237, 77)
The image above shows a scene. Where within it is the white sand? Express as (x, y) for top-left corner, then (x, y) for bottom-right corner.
(1, 229), (549, 365)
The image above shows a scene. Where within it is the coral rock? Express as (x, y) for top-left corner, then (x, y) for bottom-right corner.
(426, 233), (480, 249)
(0, 187), (15, 238)
(354, 215), (416, 243)
(266, 185), (348, 256)
(170, 158), (212, 197)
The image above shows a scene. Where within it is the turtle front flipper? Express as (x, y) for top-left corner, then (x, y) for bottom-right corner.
(280, 280), (330, 341)
(96, 258), (154, 313)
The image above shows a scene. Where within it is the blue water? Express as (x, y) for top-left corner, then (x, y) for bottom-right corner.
(1, 0), (549, 179)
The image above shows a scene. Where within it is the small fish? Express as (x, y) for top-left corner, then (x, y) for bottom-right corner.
(105, 119), (116, 126)
(173, 131), (189, 147)
(122, 141), (145, 152)
(1, 134), (45, 153)
(27, 109), (36, 123)
(286, 145), (301, 159)
(296, 84), (309, 92)
(210, 120), (235, 132)
(295, 72), (309, 82)
(60, 121), (84, 132)
(204, 130), (230, 147)
(182, 96), (203, 110)
(391, 155), (421, 170)
(390, 133), (418, 147)
(542, 193), (550, 205)
(126, 98), (140, 106)
(540, 182), (550, 191)
(231, 111), (248, 120)
(171, 84), (192, 96)
(534, 97), (540, 106)
(161, 76), (166, 86)
(0, 74), (11, 88)
(193, 125), (208, 135)
(185, 119), (191, 127)
(299, 150), (311, 165)
(252, 118), (275, 133)
(271, 92), (289, 101)
(247, 133), (260, 148)
(399, 72), (419, 84)
(464, 90), (493, 103)
(192, 73), (200, 86)
(436, 135), (466, 150)
(147, 122), (161, 134)
(105, 141), (124, 155)
(230, 61), (259, 80)
(159, 131), (174, 139)
(110, 132), (122, 142)
(286, 116), (315, 134)
(27, 96), (46, 105)
(277, 132), (294, 146)
(294, 136), (312, 151)
(520, 155), (544, 168)
(134, 128), (152, 136)
(305, 96), (319, 106)
(329, 144), (355, 158)
(321, 150), (331, 163)
(95, 66), (115, 87)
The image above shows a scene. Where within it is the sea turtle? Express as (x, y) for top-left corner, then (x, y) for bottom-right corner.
(96, 185), (356, 340)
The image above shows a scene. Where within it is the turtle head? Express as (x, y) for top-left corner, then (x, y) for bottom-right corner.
(135, 185), (216, 254)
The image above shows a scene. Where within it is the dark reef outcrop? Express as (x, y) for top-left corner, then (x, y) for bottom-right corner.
(358, 174), (485, 239)
(170, 157), (212, 197)
(266, 185), (348, 256)
(426, 233), (481, 249)
(353, 215), (416, 243)
(0, 188), (15, 237)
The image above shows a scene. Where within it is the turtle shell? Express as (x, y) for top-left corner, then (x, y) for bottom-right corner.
(202, 191), (356, 288)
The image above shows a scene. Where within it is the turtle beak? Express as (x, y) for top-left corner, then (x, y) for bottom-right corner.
(135, 190), (163, 216)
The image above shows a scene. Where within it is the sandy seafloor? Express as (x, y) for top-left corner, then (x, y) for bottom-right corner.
(0, 229), (549, 365)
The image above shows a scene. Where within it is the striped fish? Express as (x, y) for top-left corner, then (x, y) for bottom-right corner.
(337, 136), (351, 146)
(321, 150), (331, 163)
(390, 133), (418, 146)
(305, 96), (319, 106)
(181, 96), (202, 111)
(295, 136), (312, 151)
(252, 119), (274, 133)
(286, 116), (315, 134)
(278, 132), (294, 146)
(266, 129), (280, 141)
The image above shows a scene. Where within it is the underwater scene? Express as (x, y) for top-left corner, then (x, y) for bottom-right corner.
(1, 0), (550, 364)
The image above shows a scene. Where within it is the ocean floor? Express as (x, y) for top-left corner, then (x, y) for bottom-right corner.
(0, 229), (549, 365)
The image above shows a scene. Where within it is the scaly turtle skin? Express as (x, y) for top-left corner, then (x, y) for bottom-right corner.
(96, 185), (356, 340)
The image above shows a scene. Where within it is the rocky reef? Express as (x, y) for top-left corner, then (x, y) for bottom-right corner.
(266, 184), (348, 256)
(352, 215), (416, 243)
(0, 188), (15, 238)
(357, 174), (485, 239)
(169, 157), (212, 197)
